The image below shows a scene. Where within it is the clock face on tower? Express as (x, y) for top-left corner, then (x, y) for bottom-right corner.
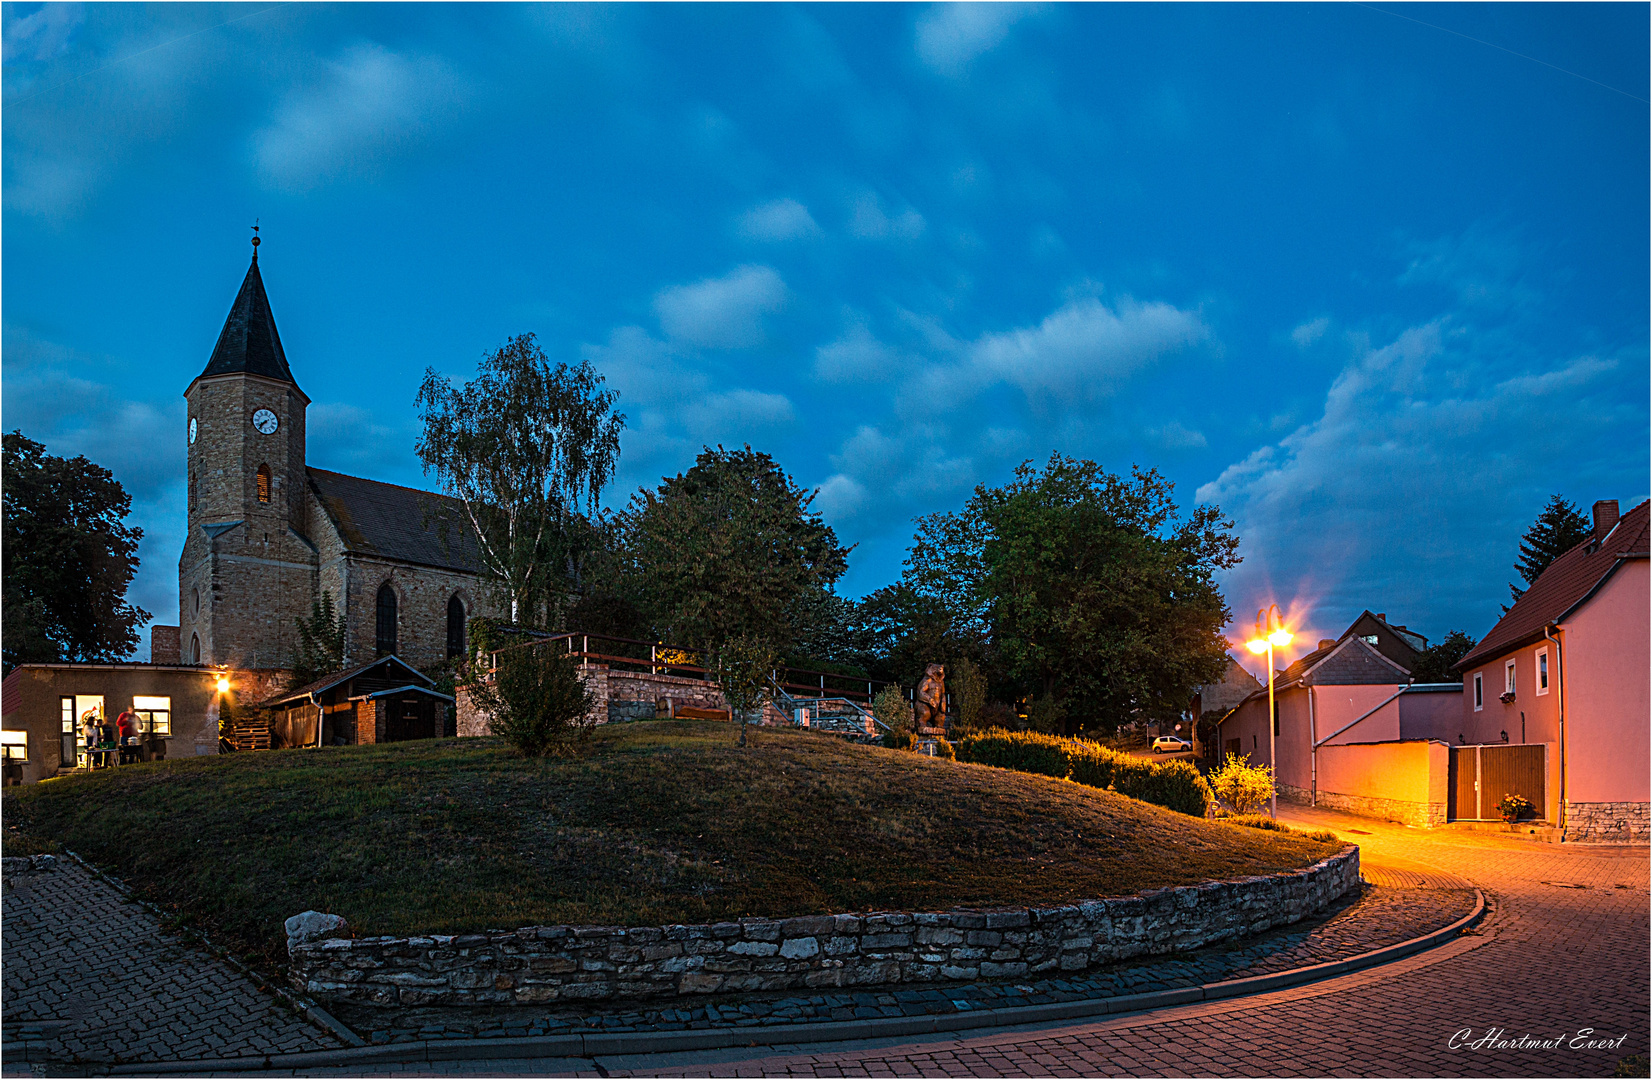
(188, 418), (198, 444)
(252, 409), (279, 435)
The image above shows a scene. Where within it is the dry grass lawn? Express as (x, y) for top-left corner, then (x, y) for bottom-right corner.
(6, 721), (1340, 967)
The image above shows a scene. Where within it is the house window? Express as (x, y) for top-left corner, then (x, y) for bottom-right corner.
(1536, 648), (1549, 696)
(1, 730), (27, 763)
(375, 583), (398, 656)
(446, 595), (466, 659)
(61, 697), (75, 734)
(1504, 659), (1516, 697)
(256, 464), (271, 504)
(1363, 634), (1379, 646)
(133, 696), (172, 737)
(1473, 673), (1484, 711)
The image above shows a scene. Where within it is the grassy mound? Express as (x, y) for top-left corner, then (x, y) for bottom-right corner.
(7, 722), (1340, 966)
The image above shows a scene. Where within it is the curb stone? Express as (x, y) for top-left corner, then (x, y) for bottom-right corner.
(77, 889), (1486, 1074)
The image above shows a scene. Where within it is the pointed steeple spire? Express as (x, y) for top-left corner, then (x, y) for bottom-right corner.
(196, 238), (301, 391)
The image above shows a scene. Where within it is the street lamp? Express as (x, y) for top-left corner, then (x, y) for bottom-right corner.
(215, 672), (231, 694)
(1245, 605), (1293, 818)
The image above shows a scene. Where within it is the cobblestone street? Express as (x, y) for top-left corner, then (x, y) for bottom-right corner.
(1, 858), (340, 1065)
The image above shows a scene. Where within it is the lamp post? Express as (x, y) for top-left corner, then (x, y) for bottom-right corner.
(1245, 605), (1293, 818)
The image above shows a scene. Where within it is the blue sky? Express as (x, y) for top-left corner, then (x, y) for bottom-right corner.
(5, 3), (1648, 666)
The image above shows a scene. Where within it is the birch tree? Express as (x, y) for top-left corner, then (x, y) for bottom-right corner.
(415, 334), (624, 626)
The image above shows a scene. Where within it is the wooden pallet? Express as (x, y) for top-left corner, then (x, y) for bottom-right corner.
(224, 721), (272, 752)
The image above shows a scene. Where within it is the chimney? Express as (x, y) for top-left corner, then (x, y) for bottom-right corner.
(1318, 639), (1336, 651)
(1376, 613), (1387, 622)
(1593, 500), (1620, 544)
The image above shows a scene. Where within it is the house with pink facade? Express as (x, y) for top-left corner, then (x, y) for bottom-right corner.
(1215, 634), (1458, 826)
(1453, 499), (1649, 842)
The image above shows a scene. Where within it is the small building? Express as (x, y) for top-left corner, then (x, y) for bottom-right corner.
(0, 663), (224, 785)
(1337, 610), (1429, 672)
(262, 656), (455, 748)
(1454, 499), (1649, 841)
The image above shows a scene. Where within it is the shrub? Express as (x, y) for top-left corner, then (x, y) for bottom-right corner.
(930, 735), (956, 761)
(882, 729), (915, 751)
(1024, 693), (1067, 735)
(872, 685), (912, 738)
(954, 729), (1071, 778)
(1115, 758), (1213, 818)
(464, 644), (597, 757)
(1208, 752), (1274, 815)
(949, 658), (988, 734)
(1066, 740), (1118, 790)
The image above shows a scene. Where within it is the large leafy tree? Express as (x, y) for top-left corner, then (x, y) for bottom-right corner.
(2, 432), (150, 673)
(907, 455), (1239, 735)
(1506, 495), (1592, 608)
(415, 334), (624, 626)
(620, 446), (850, 742)
(1410, 629), (1476, 684)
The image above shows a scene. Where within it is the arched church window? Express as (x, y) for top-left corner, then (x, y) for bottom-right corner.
(375, 583), (398, 656)
(193, 587), (200, 615)
(256, 464), (271, 504)
(191, 634), (201, 665)
(446, 595), (466, 658)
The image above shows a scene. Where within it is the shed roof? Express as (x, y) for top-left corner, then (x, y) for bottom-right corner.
(1458, 500), (1650, 670)
(262, 655), (432, 708)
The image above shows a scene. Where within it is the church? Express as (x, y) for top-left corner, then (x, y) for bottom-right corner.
(161, 238), (499, 674)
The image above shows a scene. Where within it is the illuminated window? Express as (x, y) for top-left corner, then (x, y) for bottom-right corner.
(134, 696), (172, 737)
(1363, 634), (1379, 646)
(1, 730), (27, 763)
(256, 464), (271, 504)
(61, 696), (75, 734)
(1536, 648), (1549, 696)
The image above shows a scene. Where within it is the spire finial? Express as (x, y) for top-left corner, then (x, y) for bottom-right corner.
(250, 219), (261, 261)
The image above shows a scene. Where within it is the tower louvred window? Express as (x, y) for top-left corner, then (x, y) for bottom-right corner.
(256, 464), (271, 504)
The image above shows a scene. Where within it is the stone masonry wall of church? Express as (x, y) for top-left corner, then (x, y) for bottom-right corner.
(180, 374), (317, 671)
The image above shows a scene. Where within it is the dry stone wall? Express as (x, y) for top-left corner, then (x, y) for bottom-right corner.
(289, 848), (1359, 1008)
(456, 666), (791, 737)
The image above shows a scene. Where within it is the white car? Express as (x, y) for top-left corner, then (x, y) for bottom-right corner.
(1151, 736), (1191, 754)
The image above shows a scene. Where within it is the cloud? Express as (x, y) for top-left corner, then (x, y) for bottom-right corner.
(4, 3), (83, 62)
(652, 265), (787, 349)
(1291, 316), (1330, 348)
(680, 389), (796, 437)
(922, 295), (1208, 405)
(814, 318), (907, 383)
(252, 42), (471, 189)
(737, 198), (821, 242)
(1197, 320), (1640, 640)
(813, 473), (869, 520)
(848, 192), (926, 241)
(914, 3), (1037, 76)
(307, 402), (419, 480)
(1149, 421), (1208, 450)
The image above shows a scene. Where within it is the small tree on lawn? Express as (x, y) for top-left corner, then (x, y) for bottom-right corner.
(707, 634), (777, 749)
(1208, 752), (1274, 815)
(290, 591), (347, 688)
(949, 657), (989, 734)
(874, 685), (913, 749)
(464, 643), (597, 757)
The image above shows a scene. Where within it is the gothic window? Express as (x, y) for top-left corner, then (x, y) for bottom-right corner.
(256, 464), (271, 504)
(192, 587), (200, 615)
(375, 583), (398, 656)
(446, 595), (466, 658)
(191, 634), (201, 665)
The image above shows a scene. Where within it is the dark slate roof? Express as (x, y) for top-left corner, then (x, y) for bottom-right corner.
(262, 655), (431, 708)
(1458, 499), (1650, 671)
(1339, 610), (1428, 660)
(308, 468), (483, 573)
(1305, 638), (1412, 685)
(196, 256), (301, 390)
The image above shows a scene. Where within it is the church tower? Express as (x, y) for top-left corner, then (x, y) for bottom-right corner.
(178, 235), (318, 670)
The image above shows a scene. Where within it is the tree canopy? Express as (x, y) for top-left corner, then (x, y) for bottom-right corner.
(1410, 629), (1476, 683)
(902, 455), (1239, 735)
(2, 431), (150, 673)
(415, 334), (624, 627)
(1507, 495), (1592, 608)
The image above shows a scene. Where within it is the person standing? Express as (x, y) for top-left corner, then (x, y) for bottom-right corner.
(116, 708), (140, 764)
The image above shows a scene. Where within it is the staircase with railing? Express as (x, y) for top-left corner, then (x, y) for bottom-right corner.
(768, 677), (890, 740)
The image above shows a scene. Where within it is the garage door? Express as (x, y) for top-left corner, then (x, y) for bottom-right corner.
(1448, 744), (1546, 821)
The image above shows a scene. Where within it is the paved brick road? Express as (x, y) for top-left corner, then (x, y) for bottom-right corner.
(1, 859), (339, 1064)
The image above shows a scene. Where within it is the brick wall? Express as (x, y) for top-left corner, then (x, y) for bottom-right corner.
(1564, 800), (1651, 843)
(290, 847), (1359, 1008)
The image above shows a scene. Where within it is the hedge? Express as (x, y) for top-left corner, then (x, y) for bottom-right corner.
(955, 729), (1213, 817)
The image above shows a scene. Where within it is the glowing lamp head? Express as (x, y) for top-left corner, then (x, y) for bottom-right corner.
(1246, 639), (1269, 655)
(1268, 628), (1293, 647)
(215, 675), (231, 694)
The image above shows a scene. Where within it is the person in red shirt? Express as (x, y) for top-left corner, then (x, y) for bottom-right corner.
(116, 709), (139, 764)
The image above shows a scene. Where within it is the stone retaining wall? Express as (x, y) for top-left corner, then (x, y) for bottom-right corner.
(1279, 784), (1446, 829)
(289, 848), (1359, 1008)
(1565, 800), (1651, 843)
(456, 666), (791, 736)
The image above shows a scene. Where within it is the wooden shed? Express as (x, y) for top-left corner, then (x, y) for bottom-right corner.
(263, 656), (455, 748)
